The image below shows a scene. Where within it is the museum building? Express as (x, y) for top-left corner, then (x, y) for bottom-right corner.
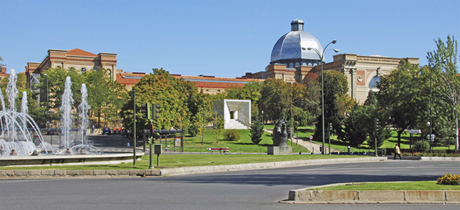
(24, 19), (419, 104)
(242, 19), (419, 103)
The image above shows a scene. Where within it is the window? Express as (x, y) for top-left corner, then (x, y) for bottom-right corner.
(289, 63), (294, 68)
(81, 68), (87, 72)
(369, 76), (380, 88)
(295, 62), (300, 67)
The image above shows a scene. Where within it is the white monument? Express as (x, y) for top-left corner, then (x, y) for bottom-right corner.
(213, 100), (251, 129)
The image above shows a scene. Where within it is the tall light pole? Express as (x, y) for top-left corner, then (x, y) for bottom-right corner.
(44, 74), (49, 128)
(308, 40), (339, 155)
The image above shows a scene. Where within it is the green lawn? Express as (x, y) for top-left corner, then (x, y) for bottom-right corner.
(311, 181), (460, 191)
(162, 129), (309, 154)
(0, 154), (363, 171)
(291, 125), (457, 153)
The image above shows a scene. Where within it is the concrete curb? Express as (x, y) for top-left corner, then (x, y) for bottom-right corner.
(284, 183), (460, 204)
(160, 157), (387, 176)
(0, 157), (386, 179)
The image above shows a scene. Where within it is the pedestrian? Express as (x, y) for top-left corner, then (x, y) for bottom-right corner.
(394, 144), (401, 160)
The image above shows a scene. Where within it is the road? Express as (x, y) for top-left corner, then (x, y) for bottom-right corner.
(1, 160), (459, 210)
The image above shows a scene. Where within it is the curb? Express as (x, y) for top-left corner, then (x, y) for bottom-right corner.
(160, 157), (387, 176)
(0, 157), (386, 179)
(285, 183), (460, 204)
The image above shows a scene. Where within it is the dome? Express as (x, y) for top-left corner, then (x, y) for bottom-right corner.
(270, 19), (323, 66)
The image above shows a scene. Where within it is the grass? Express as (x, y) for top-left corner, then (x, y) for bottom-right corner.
(291, 124), (457, 153)
(161, 129), (310, 154)
(311, 181), (460, 191)
(0, 154), (363, 171)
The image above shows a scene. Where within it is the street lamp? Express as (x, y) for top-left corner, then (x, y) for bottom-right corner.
(308, 40), (339, 155)
(44, 74), (49, 111)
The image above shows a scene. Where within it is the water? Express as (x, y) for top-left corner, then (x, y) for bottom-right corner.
(0, 69), (54, 156)
(78, 84), (90, 145)
(0, 72), (101, 156)
(68, 83), (102, 155)
(60, 76), (74, 149)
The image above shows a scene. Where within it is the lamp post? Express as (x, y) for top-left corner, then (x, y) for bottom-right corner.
(308, 40), (339, 155)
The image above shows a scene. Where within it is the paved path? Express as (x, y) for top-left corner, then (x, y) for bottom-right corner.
(265, 129), (340, 154)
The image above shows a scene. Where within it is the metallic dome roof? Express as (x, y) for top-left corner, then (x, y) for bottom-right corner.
(270, 19), (323, 63)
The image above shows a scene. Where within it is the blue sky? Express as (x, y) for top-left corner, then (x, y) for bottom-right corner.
(1, 0), (459, 78)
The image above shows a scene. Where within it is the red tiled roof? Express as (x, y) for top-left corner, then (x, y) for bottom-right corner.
(116, 74), (143, 85)
(67, 48), (97, 57)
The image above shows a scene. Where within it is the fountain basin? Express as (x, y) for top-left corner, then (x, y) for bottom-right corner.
(0, 153), (144, 167)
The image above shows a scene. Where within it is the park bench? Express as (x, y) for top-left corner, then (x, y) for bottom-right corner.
(207, 147), (229, 153)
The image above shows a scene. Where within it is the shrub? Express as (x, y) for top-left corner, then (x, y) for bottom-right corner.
(249, 117), (264, 145)
(224, 130), (240, 141)
(412, 140), (430, 152)
(437, 173), (460, 185)
(188, 124), (198, 137)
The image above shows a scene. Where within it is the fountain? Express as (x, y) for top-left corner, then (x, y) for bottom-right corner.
(0, 69), (54, 156)
(0, 70), (141, 167)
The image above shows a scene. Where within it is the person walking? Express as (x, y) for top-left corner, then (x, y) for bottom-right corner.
(394, 144), (401, 160)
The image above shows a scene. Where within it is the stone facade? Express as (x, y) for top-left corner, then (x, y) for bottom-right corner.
(244, 54), (419, 104)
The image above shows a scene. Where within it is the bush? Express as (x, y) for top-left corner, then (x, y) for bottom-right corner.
(224, 130), (240, 141)
(437, 173), (460, 185)
(413, 140), (430, 152)
(250, 117), (264, 145)
(188, 124), (198, 137)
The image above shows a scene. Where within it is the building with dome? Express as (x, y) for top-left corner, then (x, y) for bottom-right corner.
(243, 19), (419, 103)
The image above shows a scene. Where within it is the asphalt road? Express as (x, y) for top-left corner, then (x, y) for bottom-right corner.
(1, 161), (459, 210)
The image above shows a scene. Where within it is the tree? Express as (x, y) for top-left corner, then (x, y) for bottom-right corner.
(341, 104), (367, 146)
(259, 78), (291, 122)
(121, 68), (192, 131)
(212, 112), (224, 143)
(376, 60), (427, 147)
(427, 36), (459, 152)
(313, 70), (348, 142)
(86, 68), (125, 127)
(303, 77), (321, 125)
(0, 55), (4, 68)
(249, 112), (264, 144)
(195, 102), (212, 145)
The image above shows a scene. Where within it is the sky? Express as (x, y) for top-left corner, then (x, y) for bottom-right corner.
(1, 0), (459, 78)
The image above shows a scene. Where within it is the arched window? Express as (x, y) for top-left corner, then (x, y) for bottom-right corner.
(289, 63), (294, 68)
(81, 68), (86, 72)
(69, 67), (75, 71)
(295, 62), (300, 67)
(369, 76), (380, 88)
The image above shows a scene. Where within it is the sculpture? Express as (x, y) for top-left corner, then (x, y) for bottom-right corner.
(272, 118), (288, 147)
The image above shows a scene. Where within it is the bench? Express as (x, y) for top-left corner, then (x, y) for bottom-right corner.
(207, 147), (229, 153)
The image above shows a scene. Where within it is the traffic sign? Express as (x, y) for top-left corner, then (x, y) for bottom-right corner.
(309, 135), (313, 140)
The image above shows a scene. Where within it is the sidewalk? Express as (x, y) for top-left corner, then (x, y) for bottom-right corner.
(264, 129), (340, 154)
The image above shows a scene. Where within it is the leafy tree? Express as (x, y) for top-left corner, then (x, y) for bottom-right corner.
(427, 36), (459, 152)
(313, 70), (347, 142)
(0, 55), (4, 67)
(212, 112), (224, 143)
(259, 78), (291, 122)
(249, 112), (264, 144)
(376, 60), (426, 147)
(362, 91), (391, 149)
(341, 104), (367, 146)
(303, 77), (321, 125)
(86, 68), (125, 127)
(195, 102), (212, 145)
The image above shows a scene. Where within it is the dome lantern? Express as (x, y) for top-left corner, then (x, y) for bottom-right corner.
(291, 19), (304, 31)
